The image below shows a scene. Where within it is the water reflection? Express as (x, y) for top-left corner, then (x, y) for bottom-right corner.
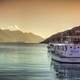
(50, 58), (80, 80)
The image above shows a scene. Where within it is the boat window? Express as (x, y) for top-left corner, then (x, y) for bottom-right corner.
(70, 46), (72, 48)
(78, 46), (79, 48)
(60, 46), (64, 51)
(65, 45), (67, 51)
(70, 53), (72, 55)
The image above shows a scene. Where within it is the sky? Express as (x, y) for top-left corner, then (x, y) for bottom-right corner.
(0, 0), (80, 38)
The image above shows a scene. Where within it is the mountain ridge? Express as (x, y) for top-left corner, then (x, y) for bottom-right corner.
(0, 29), (44, 43)
(41, 26), (80, 43)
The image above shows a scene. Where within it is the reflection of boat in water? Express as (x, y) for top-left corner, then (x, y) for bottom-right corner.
(48, 43), (80, 80)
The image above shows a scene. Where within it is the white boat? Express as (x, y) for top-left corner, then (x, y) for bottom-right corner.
(48, 43), (80, 63)
(48, 43), (80, 80)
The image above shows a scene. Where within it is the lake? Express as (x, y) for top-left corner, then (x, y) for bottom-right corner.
(0, 43), (52, 80)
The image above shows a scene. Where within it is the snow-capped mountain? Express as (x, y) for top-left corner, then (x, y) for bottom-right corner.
(0, 26), (44, 43)
(0, 25), (22, 31)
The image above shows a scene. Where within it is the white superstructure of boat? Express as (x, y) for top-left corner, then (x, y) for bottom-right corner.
(48, 43), (80, 63)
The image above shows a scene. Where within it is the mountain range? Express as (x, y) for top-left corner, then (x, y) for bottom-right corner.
(0, 29), (44, 43)
(41, 26), (80, 43)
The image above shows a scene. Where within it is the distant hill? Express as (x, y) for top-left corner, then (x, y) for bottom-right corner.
(41, 26), (80, 43)
(0, 29), (44, 43)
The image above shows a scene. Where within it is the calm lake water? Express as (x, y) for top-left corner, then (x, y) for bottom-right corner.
(0, 43), (51, 80)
